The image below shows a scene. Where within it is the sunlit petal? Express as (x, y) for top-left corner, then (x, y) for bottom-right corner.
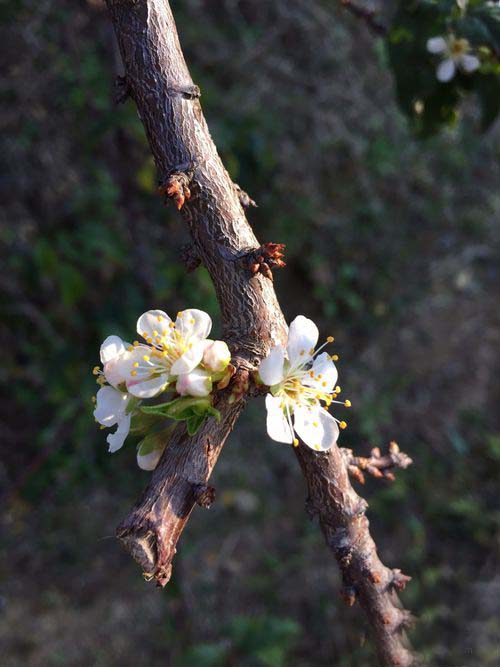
(171, 339), (205, 375)
(175, 309), (212, 340)
(136, 309), (171, 342)
(293, 405), (339, 451)
(287, 315), (319, 365)
(259, 345), (285, 386)
(265, 394), (293, 444)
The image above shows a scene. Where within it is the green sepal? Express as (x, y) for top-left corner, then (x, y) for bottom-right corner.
(136, 424), (175, 455)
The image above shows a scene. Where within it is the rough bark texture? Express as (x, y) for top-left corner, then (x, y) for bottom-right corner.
(105, 1), (417, 664)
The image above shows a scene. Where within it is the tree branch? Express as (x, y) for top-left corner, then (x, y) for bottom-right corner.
(105, 1), (417, 664)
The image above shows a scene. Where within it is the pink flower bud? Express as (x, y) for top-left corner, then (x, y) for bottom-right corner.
(176, 368), (212, 397)
(202, 339), (231, 373)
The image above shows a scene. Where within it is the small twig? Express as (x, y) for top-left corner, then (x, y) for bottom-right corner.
(341, 441), (413, 485)
(234, 182), (257, 208)
(339, 0), (387, 36)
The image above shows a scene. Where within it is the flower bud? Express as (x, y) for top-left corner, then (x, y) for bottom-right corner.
(202, 339), (231, 373)
(137, 445), (165, 471)
(176, 368), (212, 397)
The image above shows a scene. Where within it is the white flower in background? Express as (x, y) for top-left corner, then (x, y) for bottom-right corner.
(258, 316), (349, 452)
(427, 35), (480, 82)
(137, 441), (167, 471)
(176, 367), (212, 397)
(202, 339), (231, 373)
(93, 385), (133, 452)
(117, 308), (213, 399)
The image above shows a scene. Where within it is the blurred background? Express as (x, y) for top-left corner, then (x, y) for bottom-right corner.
(1, 0), (500, 665)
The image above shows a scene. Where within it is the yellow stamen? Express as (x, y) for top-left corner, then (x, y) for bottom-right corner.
(130, 370), (137, 377)
(313, 421), (318, 427)
(344, 400), (351, 407)
(127, 346), (134, 352)
(314, 444), (320, 451)
(339, 421), (347, 430)
(322, 381), (327, 387)
(157, 315), (163, 322)
(332, 354), (339, 361)
(190, 318), (195, 324)
(169, 322), (175, 329)
(92, 366), (100, 375)
(143, 355), (150, 362)
(300, 349), (305, 356)
(133, 362), (139, 368)
(335, 386), (341, 394)
(293, 438), (299, 447)
(153, 330), (159, 337)
(327, 336), (334, 343)
(133, 341), (139, 347)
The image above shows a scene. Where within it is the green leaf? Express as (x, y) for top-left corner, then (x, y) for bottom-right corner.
(187, 414), (205, 435)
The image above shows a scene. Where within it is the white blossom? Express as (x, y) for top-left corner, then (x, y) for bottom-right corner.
(258, 316), (348, 451)
(427, 35), (480, 82)
(116, 308), (212, 399)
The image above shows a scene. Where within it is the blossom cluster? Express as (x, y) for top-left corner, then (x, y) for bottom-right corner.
(92, 308), (231, 470)
(92, 309), (349, 471)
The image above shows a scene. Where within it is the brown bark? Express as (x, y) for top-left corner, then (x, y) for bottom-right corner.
(105, 1), (418, 664)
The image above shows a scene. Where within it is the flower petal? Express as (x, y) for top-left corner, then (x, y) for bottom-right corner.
(137, 442), (166, 471)
(303, 352), (338, 393)
(175, 309), (212, 340)
(126, 373), (169, 398)
(136, 309), (171, 342)
(107, 414), (131, 453)
(426, 36), (447, 54)
(265, 394), (293, 444)
(293, 405), (339, 451)
(176, 367), (212, 397)
(258, 345), (285, 386)
(287, 315), (319, 365)
(100, 335), (127, 364)
(94, 386), (130, 426)
(436, 58), (455, 82)
(171, 339), (205, 375)
(460, 54), (480, 73)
